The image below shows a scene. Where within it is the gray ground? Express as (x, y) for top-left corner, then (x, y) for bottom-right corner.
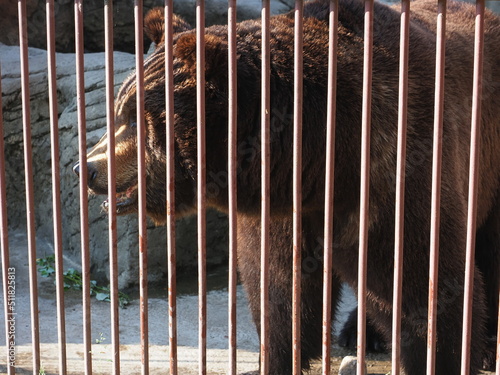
(0, 229), (374, 374)
(3, 229), (493, 375)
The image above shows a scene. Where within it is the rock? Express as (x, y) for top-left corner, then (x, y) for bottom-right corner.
(0, 0), (297, 289)
(0, 0), (294, 54)
(0, 43), (229, 288)
(339, 355), (368, 375)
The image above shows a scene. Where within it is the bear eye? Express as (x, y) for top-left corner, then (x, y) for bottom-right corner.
(130, 122), (137, 128)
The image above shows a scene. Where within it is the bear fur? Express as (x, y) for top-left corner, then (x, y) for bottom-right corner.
(76, 0), (500, 374)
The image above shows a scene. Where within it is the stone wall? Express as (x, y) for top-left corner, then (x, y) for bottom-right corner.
(0, 0), (294, 53)
(0, 0), (294, 288)
(0, 43), (230, 288)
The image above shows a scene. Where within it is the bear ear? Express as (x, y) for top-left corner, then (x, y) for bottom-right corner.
(175, 33), (228, 80)
(144, 8), (192, 46)
(144, 8), (165, 46)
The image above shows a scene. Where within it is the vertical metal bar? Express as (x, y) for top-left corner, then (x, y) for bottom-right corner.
(260, 0), (271, 373)
(321, 1), (338, 374)
(196, 1), (207, 374)
(104, 1), (120, 374)
(392, 1), (410, 374)
(0, 65), (16, 375)
(292, 1), (303, 374)
(134, 1), (149, 374)
(46, 1), (67, 373)
(18, 1), (41, 373)
(227, 0), (238, 374)
(357, 1), (374, 374)
(165, 1), (178, 374)
(426, 2), (446, 374)
(460, 1), (485, 374)
(74, 1), (92, 374)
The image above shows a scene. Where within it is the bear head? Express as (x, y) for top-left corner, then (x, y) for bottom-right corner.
(75, 8), (233, 224)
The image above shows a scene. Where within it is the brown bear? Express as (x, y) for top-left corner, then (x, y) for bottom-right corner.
(74, 0), (500, 374)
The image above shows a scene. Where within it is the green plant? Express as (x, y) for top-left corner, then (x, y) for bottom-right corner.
(37, 255), (130, 308)
(95, 332), (106, 344)
(36, 255), (56, 278)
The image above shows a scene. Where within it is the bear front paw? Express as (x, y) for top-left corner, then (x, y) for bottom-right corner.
(338, 307), (387, 353)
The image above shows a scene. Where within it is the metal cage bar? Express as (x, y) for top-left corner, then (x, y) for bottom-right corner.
(426, 2), (446, 374)
(46, 0), (68, 373)
(133, 1), (150, 374)
(391, 1), (410, 374)
(74, 1), (93, 373)
(260, 1), (271, 374)
(227, 0), (238, 374)
(164, 1), (178, 374)
(357, 1), (374, 374)
(321, 1), (338, 374)
(196, 1), (207, 374)
(18, 1), (42, 373)
(460, 1), (485, 374)
(292, 1), (304, 374)
(104, 0), (121, 373)
(2, 1), (497, 374)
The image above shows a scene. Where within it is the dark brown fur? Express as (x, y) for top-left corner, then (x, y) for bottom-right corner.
(75, 0), (500, 373)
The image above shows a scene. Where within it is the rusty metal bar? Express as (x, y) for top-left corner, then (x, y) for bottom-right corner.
(74, 1), (93, 374)
(357, 1), (374, 374)
(46, 1), (68, 373)
(391, 1), (410, 374)
(164, 1), (178, 374)
(196, 1), (207, 374)
(260, 0), (271, 373)
(0, 65), (16, 375)
(460, 1), (485, 374)
(426, 1), (446, 374)
(134, 1), (149, 374)
(321, 1), (338, 374)
(227, 0), (238, 374)
(18, 1), (41, 373)
(104, 1), (120, 374)
(292, 1), (303, 374)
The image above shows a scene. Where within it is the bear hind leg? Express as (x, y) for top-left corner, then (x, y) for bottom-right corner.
(402, 268), (487, 375)
(237, 214), (342, 374)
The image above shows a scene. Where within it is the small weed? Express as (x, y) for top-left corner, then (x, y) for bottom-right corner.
(37, 255), (130, 308)
(36, 255), (55, 278)
(95, 332), (106, 344)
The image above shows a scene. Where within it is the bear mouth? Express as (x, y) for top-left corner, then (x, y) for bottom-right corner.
(101, 185), (138, 215)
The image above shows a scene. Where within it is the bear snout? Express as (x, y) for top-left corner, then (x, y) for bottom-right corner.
(72, 162), (80, 176)
(72, 161), (99, 185)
